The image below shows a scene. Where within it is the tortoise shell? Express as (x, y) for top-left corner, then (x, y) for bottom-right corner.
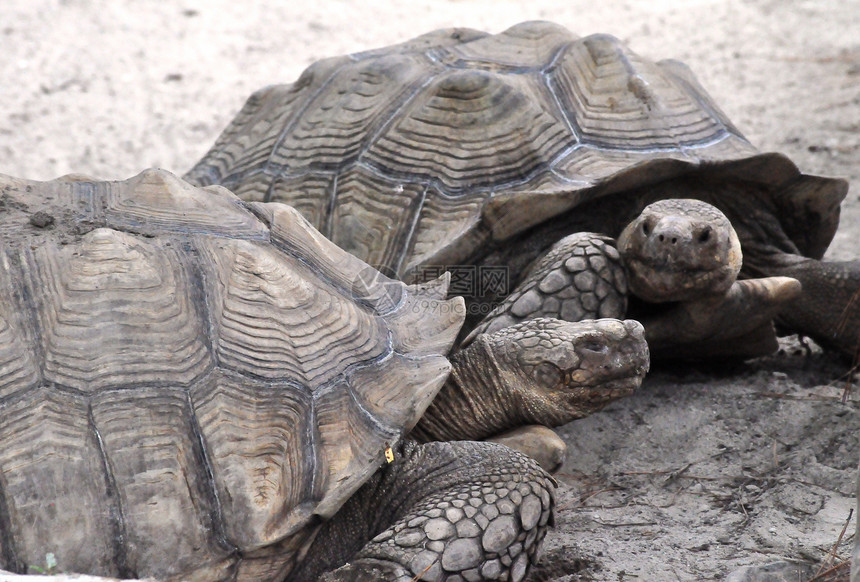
(0, 169), (462, 579)
(185, 21), (846, 283)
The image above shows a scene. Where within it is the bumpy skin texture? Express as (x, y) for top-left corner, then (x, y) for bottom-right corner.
(413, 318), (650, 443)
(617, 199), (742, 303)
(304, 441), (554, 582)
(468, 233), (627, 340)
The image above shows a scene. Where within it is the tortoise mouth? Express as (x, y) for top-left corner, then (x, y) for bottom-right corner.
(559, 373), (646, 419)
(625, 256), (733, 303)
(573, 366), (648, 398)
(626, 253), (720, 273)
(538, 372), (646, 427)
(592, 374), (644, 397)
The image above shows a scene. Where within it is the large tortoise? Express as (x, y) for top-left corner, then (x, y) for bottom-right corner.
(185, 21), (857, 359)
(0, 169), (648, 581)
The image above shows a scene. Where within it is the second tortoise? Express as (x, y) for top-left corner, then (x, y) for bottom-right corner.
(186, 21), (856, 359)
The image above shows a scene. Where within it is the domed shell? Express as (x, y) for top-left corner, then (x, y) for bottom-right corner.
(186, 20), (847, 280)
(0, 169), (463, 579)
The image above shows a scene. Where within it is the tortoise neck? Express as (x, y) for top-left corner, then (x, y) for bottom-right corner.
(411, 338), (519, 442)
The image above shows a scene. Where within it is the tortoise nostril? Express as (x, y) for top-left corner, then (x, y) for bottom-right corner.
(642, 222), (650, 236)
(698, 227), (711, 243)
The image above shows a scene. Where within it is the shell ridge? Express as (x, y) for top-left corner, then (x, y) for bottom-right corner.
(185, 85), (279, 187)
(352, 155), (570, 199)
(0, 250), (42, 400)
(322, 172), (338, 240)
(183, 237), (221, 372)
(0, 458), (22, 573)
(261, 212), (412, 315)
(262, 66), (350, 202)
(544, 67), (584, 145)
(30, 231), (212, 391)
(16, 246), (49, 385)
(184, 388), (238, 555)
(392, 184), (429, 275)
(305, 389), (322, 505)
(87, 402), (132, 577)
(350, 70), (444, 174)
(661, 61), (750, 151)
(343, 354), (400, 436)
(425, 49), (545, 75)
(542, 40), (581, 73)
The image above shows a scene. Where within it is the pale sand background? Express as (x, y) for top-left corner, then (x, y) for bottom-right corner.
(2, 0), (859, 580)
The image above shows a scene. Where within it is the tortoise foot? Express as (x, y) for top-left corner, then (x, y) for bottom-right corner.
(309, 441), (555, 582)
(642, 276), (801, 359)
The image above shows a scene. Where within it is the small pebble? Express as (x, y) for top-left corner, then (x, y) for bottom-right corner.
(29, 211), (55, 228)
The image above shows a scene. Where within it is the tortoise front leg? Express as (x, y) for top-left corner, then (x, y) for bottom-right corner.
(637, 276), (802, 359)
(300, 440), (554, 582)
(466, 232), (627, 341)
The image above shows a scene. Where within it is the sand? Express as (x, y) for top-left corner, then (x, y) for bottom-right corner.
(1, 0), (859, 580)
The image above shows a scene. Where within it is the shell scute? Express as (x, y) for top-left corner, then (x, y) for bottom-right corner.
(26, 228), (212, 392)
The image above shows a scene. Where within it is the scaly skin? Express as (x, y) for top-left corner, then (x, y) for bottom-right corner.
(465, 233), (628, 342)
(309, 441), (555, 582)
(473, 199), (803, 359)
(412, 318), (649, 444)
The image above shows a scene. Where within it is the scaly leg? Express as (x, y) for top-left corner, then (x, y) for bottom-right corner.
(297, 440), (555, 582)
(769, 256), (860, 359)
(467, 232), (627, 342)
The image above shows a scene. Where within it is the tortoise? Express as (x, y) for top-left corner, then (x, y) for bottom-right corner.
(185, 20), (857, 360)
(0, 169), (649, 581)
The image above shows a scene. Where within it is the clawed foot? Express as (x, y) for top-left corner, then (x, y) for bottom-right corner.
(639, 276), (801, 359)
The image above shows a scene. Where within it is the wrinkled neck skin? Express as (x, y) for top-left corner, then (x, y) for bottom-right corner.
(411, 340), (525, 442)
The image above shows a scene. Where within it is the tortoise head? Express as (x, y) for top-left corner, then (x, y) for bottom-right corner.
(465, 318), (650, 431)
(413, 318), (649, 442)
(617, 199), (742, 303)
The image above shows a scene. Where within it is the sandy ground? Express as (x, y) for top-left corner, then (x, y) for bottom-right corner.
(2, 0), (859, 580)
